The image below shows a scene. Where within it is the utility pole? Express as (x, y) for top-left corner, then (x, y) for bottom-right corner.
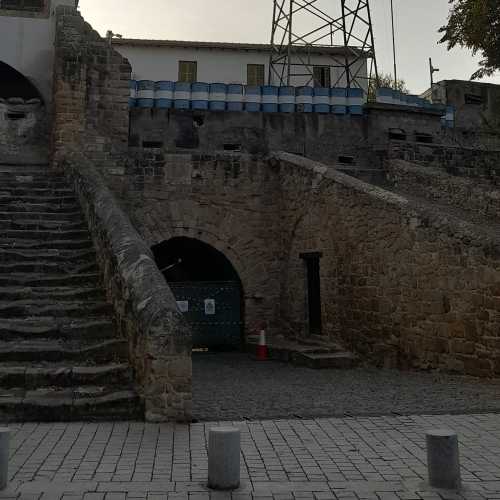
(429, 57), (440, 102)
(390, 0), (397, 88)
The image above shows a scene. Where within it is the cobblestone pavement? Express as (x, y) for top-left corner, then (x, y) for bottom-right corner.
(2, 413), (500, 499)
(192, 354), (500, 422)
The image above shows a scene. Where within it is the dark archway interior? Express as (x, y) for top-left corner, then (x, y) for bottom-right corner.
(0, 61), (43, 101)
(152, 237), (240, 283)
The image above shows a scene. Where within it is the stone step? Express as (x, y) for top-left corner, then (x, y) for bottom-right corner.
(0, 317), (115, 341)
(0, 285), (105, 302)
(0, 211), (84, 222)
(0, 219), (86, 231)
(2, 229), (89, 240)
(0, 248), (95, 264)
(0, 388), (143, 422)
(0, 179), (69, 190)
(0, 339), (128, 363)
(0, 202), (81, 214)
(0, 363), (133, 389)
(0, 238), (93, 250)
(0, 300), (113, 319)
(0, 187), (74, 197)
(0, 163), (50, 173)
(0, 272), (100, 287)
(0, 195), (77, 205)
(0, 261), (97, 275)
(291, 351), (359, 369)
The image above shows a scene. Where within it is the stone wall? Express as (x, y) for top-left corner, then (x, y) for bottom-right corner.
(64, 153), (192, 422)
(386, 159), (500, 221)
(0, 100), (48, 163)
(108, 150), (283, 337)
(276, 153), (500, 377)
(128, 105), (447, 170)
(51, 4), (130, 168)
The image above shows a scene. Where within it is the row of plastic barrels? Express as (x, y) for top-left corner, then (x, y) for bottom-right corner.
(376, 87), (455, 127)
(130, 81), (366, 114)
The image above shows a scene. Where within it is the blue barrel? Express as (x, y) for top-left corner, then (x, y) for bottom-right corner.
(209, 83), (227, 111)
(313, 87), (330, 113)
(347, 88), (364, 115)
(137, 80), (154, 108)
(154, 81), (174, 109)
(174, 82), (191, 110)
(376, 87), (394, 105)
(244, 86), (261, 112)
(226, 84), (244, 111)
(262, 86), (279, 113)
(330, 88), (347, 114)
(295, 86), (313, 113)
(278, 86), (295, 113)
(129, 80), (137, 108)
(191, 82), (209, 110)
(445, 105), (455, 128)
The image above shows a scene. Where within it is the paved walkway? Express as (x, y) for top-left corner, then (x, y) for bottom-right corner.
(2, 413), (500, 499)
(193, 354), (500, 421)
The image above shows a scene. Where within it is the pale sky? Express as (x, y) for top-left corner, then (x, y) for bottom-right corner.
(78, 0), (500, 94)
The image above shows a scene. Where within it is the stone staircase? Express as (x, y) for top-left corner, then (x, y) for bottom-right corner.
(0, 163), (143, 421)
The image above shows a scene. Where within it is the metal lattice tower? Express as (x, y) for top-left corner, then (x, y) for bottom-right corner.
(269, 0), (378, 89)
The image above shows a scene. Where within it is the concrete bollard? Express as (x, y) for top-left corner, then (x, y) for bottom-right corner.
(426, 429), (461, 490)
(208, 427), (240, 490)
(0, 428), (9, 490)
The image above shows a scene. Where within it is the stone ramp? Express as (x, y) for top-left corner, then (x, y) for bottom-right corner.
(0, 164), (143, 421)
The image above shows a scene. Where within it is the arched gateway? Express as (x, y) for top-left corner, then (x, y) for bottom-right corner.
(152, 237), (244, 350)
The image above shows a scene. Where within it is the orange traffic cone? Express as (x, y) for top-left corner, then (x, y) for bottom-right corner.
(256, 329), (268, 361)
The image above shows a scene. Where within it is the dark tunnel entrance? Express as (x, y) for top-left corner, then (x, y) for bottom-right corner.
(0, 62), (43, 102)
(152, 237), (244, 351)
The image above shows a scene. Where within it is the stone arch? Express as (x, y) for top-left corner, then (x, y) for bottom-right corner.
(0, 61), (44, 103)
(151, 234), (246, 350)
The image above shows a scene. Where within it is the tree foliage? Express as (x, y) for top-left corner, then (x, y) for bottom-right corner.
(439, 0), (500, 79)
(367, 73), (409, 101)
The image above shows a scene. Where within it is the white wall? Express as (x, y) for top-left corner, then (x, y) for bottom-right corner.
(116, 44), (368, 89)
(0, 0), (75, 104)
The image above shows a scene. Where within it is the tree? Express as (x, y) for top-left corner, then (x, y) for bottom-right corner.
(367, 73), (409, 101)
(439, 0), (500, 79)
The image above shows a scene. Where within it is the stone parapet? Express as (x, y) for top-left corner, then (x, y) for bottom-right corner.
(64, 153), (192, 422)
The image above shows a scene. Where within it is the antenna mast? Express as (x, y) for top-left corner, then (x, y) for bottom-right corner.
(269, 0), (378, 89)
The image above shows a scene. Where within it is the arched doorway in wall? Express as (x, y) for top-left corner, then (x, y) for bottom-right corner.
(0, 61), (43, 102)
(152, 237), (244, 351)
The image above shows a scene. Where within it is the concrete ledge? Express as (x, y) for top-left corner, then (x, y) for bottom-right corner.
(62, 154), (192, 422)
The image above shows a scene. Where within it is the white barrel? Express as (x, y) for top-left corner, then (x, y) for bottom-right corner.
(313, 87), (330, 113)
(347, 87), (364, 115)
(296, 86), (313, 113)
(262, 86), (279, 112)
(154, 81), (174, 109)
(174, 82), (191, 110)
(137, 80), (154, 108)
(192, 82), (209, 110)
(209, 83), (227, 111)
(227, 84), (244, 111)
(245, 86), (261, 112)
(330, 87), (347, 114)
(278, 86), (295, 113)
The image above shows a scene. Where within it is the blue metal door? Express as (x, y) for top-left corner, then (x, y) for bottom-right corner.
(169, 281), (242, 349)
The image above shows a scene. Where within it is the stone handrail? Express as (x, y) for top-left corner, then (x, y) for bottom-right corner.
(63, 155), (192, 422)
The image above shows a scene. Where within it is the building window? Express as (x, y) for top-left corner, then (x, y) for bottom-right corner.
(247, 64), (265, 86)
(0, 0), (44, 11)
(178, 61), (197, 83)
(313, 66), (331, 88)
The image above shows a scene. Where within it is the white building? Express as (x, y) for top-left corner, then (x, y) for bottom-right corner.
(113, 38), (368, 90)
(0, 0), (77, 104)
